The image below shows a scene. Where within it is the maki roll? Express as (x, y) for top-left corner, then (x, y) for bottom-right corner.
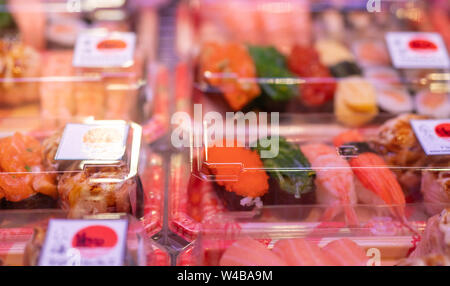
(376, 85), (414, 114)
(254, 137), (315, 205)
(315, 39), (362, 78)
(204, 137), (315, 211)
(0, 133), (57, 209)
(334, 77), (378, 127)
(415, 90), (450, 118)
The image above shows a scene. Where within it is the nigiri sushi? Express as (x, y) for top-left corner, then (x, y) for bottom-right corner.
(415, 90), (450, 118)
(315, 39), (362, 78)
(219, 239), (287, 266)
(334, 77), (378, 127)
(300, 143), (359, 225)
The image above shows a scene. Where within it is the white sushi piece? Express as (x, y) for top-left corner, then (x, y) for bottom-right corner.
(415, 90), (450, 118)
(46, 15), (87, 47)
(376, 85), (413, 114)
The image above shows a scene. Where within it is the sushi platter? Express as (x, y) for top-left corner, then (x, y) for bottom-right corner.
(0, 0), (449, 268)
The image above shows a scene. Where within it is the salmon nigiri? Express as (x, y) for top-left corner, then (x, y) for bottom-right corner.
(219, 239), (287, 266)
(300, 143), (359, 226)
(322, 238), (368, 266)
(272, 238), (335, 266)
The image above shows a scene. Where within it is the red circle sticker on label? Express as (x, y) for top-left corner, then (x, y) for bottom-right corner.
(408, 38), (438, 52)
(72, 225), (118, 248)
(435, 123), (450, 139)
(97, 39), (127, 50)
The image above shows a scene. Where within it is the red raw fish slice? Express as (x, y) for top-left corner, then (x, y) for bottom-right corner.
(272, 238), (335, 266)
(322, 239), (368, 266)
(220, 239), (287, 266)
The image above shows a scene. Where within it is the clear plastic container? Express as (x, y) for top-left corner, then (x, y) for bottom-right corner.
(0, 0), (158, 122)
(191, 204), (436, 266)
(0, 210), (165, 266)
(177, 0), (449, 122)
(0, 117), (144, 219)
(169, 113), (450, 242)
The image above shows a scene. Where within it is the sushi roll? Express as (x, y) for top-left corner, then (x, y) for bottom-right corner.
(376, 85), (413, 114)
(352, 40), (390, 67)
(204, 137), (315, 211)
(364, 67), (401, 86)
(334, 77), (379, 127)
(415, 90), (450, 118)
(0, 133), (57, 209)
(315, 39), (362, 78)
(204, 144), (269, 211)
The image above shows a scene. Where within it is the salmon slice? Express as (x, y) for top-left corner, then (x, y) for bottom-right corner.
(272, 238), (335, 266)
(322, 239), (368, 266)
(219, 239), (287, 266)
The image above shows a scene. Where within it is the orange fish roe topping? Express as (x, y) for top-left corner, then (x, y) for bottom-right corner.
(205, 145), (269, 198)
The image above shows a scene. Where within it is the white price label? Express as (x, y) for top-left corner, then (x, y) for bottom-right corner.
(55, 123), (129, 161)
(410, 119), (450, 155)
(39, 219), (128, 266)
(73, 31), (136, 68)
(386, 32), (450, 69)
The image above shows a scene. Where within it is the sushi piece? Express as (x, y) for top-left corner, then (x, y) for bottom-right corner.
(0, 40), (41, 106)
(352, 40), (390, 67)
(272, 238), (335, 266)
(300, 143), (359, 225)
(46, 15), (87, 48)
(415, 91), (450, 118)
(364, 67), (401, 86)
(409, 208), (450, 259)
(421, 161), (450, 216)
(322, 239), (368, 266)
(376, 85), (413, 114)
(0, 133), (57, 209)
(198, 42), (261, 111)
(334, 77), (378, 127)
(219, 239), (287, 266)
(371, 114), (429, 198)
(57, 164), (136, 218)
(73, 80), (105, 119)
(287, 45), (336, 107)
(315, 39), (362, 78)
(254, 137), (315, 205)
(39, 51), (75, 119)
(247, 45), (298, 106)
(204, 144), (269, 211)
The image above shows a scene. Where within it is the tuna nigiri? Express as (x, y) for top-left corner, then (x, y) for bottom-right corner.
(300, 143), (359, 226)
(219, 239), (287, 266)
